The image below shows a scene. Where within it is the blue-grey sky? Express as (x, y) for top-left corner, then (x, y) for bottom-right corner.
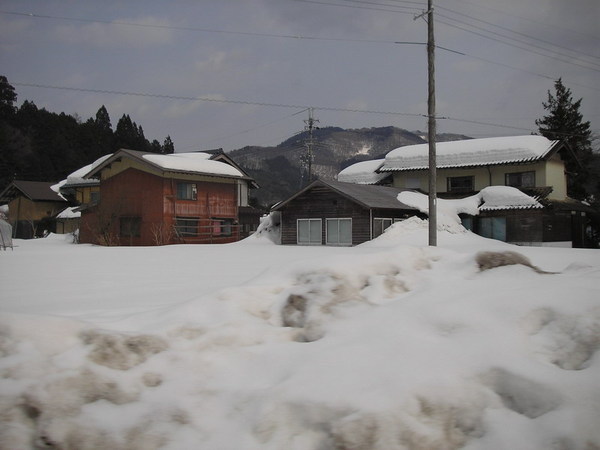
(1, 0), (598, 153)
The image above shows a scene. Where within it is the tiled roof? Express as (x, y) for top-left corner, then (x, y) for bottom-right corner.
(380, 135), (562, 171)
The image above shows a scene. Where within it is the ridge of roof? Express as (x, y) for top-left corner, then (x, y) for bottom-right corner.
(273, 179), (416, 211)
(380, 135), (563, 172)
(1, 180), (67, 203)
(85, 148), (254, 181)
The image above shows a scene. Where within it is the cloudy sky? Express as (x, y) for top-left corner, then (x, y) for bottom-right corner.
(1, 0), (598, 152)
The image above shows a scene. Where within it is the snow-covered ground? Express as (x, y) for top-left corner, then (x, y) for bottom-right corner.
(1, 220), (599, 449)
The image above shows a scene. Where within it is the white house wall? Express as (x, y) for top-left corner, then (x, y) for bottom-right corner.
(391, 159), (567, 200)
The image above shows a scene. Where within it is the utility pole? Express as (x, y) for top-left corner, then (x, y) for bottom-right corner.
(303, 107), (319, 186)
(416, 0), (437, 246)
(427, 0), (437, 246)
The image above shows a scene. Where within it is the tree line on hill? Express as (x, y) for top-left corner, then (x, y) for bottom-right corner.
(1, 74), (598, 227)
(0, 75), (174, 190)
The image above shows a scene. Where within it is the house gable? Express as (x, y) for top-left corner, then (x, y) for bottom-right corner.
(274, 180), (417, 246)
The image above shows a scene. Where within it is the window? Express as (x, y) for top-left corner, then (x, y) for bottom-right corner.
(175, 217), (199, 236)
(297, 219), (322, 245)
(461, 216), (473, 231)
(119, 217), (141, 237)
(505, 171), (535, 188)
(373, 218), (393, 238)
(478, 217), (506, 241)
(405, 177), (420, 189)
(177, 182), (197, 200)
(212, 218), (234, 236)
(447, 176), (474, 193)
(326, 218), (352, 246)
(90, 191), (100, 203)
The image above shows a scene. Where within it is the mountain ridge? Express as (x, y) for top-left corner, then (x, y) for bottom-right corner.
(229, 126), (471, 207)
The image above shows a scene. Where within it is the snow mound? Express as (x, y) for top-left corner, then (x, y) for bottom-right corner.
(244, 212), (281, 244)
(0, 228), (599, 449)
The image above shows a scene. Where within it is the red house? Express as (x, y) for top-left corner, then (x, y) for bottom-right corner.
(79, 149), (259, 246)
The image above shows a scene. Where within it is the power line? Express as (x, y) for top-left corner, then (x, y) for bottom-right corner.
(13, 81), (549, 134)
(435, 5), (600, 65)
(435, 13), (600, 72)
(291, 1), (600, 72)
(4, 8), (597, 88)
(12, 82), (426, 117)
(0, 10), (407, 45)
(292, 0), (417, 14)
(182, 109), (309, 149)
(445, 0), (600, 44)
(320, 0), (600, 67)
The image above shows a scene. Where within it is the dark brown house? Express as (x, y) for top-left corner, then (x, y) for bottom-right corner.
(0, 180), (67, 238)
(78, 149), (260, 246)
(272, 179), (418, 246)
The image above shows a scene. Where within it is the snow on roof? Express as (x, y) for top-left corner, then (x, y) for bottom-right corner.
(381, 135), (559, 171)
(56, 207), (81, 219)
(337, 159), (390, 185)
(398, 186), (542, 226)
(143, 152), (245, 177)
(52, 154), (112, 192)
(478, 186), (543, 211)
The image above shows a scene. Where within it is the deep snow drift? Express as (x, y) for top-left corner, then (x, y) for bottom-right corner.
(0, 221), (599, 449)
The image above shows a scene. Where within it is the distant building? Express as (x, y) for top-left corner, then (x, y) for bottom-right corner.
(78, 148), (261, 246)
(0, 180), (67, 239)
(272, 179), (419, 246)
(340, 135), (593, 247)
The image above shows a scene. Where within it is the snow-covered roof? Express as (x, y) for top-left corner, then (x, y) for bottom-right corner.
(143, 153), (244, 178)
(398, 185), (543, 227)
(56, 207), (81, 219)
(85, 149), (250, 180)
(337, 159), (391, 185)
(381, 135), (561, 171)
(478, 186), (543, 211)
(52, 154), (112, 193)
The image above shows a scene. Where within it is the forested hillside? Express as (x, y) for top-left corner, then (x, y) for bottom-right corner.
(232, 127), (471, 207)
(0, 76), (174, 190)
(1, 75), (472, 208)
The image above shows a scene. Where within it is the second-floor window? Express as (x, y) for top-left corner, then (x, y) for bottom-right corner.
(177, 182), (197, 200)
(447, 176), (474, 193)
(505, 171), (535, 188)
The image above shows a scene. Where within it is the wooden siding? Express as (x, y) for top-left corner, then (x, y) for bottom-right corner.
(279, 186), (413, 245)
(6, 196), (66, 238)
(80, 168), (241, 246)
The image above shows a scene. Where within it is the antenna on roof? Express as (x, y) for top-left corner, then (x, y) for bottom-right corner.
(301, 108), (319, 187)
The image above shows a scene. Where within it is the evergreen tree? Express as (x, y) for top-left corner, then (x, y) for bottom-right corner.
(149, 139), (162, 154)
(95, 105), (112, 131)
(114, 114), (138, 150)
(536, 78), (593, 200)
(0, 75), (17, 121)
(161, 135), (175, 154)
